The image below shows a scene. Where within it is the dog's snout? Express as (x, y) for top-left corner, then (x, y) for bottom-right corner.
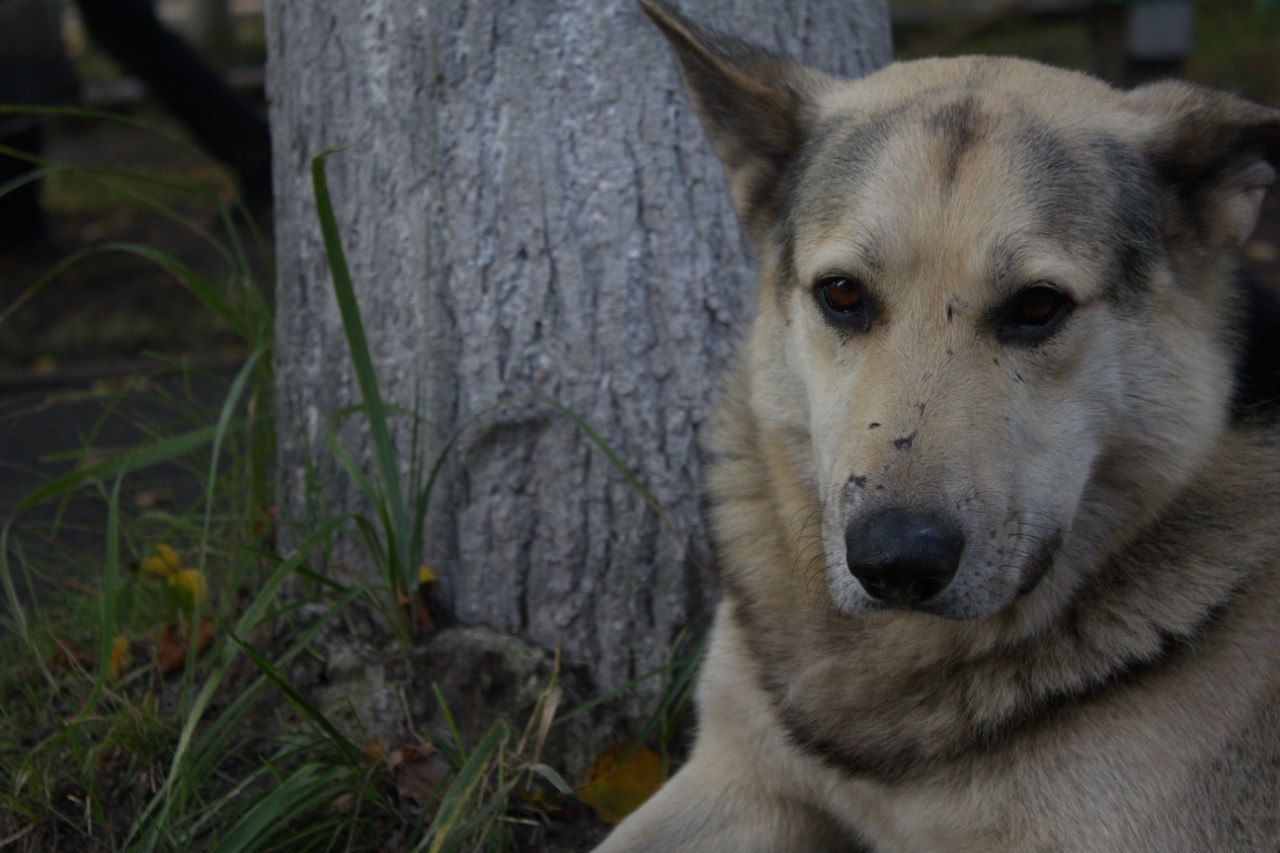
(845, 510), (964, 604)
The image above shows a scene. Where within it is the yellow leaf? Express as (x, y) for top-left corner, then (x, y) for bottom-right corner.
(108, 635), (129, 680)
(139, 556), (173, 580)
(155, 544), (181, 570)
(168, 569), (208, 611)
(418, 565), (437, 585)
(141, 544), (182, 580)
(577, 741), (664, 824)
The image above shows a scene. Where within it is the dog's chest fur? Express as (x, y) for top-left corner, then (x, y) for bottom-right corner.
(707, 365), (1280, 849)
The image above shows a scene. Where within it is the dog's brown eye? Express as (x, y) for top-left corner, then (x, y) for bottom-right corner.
(997, 285), (1072, 343)
(816, 277), (874, 331)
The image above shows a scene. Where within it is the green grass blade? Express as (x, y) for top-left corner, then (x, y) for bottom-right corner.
(198, 347), (268, 575)
(525, 763), (573, 795)
(432, 682), (466, 764)
(553, 656), (679, 727)
(82, 473), (126, 716)
(323, 425), (383, 512)
(537, 396), (660, 512)
(183, 587), (363, 807)
(224, 625), (364, 766)
(423, 721), (508, 853)
(128, 519), (344, 849)
(0, 244), (107, 325)
(311, 151), (411, 586)
(0, 103), (199, 147)
(12, 423), (224, 516)
(211, 763), (346, 853)
(93, 241), (254, 341)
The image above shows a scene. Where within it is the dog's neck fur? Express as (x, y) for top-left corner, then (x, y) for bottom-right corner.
(707, 353), (1280, 784)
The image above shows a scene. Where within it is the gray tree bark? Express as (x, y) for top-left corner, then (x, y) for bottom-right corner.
(265, 1), (890, 696)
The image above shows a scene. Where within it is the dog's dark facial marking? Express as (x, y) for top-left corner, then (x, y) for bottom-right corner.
(798, 108), (905, 198)
(778, 111), (901, 282)
(929, 97), (985, 189)
(892, 432), (915, 451)
(1013, 123), (1088, 230)
(848, 474), (868, 490)
(1092, 136), (1161, 303)
(868, 422), (881, 429)
(1013, 124), (1160, 304)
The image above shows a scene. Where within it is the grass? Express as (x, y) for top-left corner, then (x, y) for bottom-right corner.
(0, 115), (698, 851)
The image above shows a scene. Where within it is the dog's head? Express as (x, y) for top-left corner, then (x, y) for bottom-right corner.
(645, 1), (1280, 621)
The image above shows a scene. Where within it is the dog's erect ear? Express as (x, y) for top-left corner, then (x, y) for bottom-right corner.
(1127, 82), (1280, 250)
(640, 0), (831, 241)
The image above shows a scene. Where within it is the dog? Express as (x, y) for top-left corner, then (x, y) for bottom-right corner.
(596, 2), (1280, 850)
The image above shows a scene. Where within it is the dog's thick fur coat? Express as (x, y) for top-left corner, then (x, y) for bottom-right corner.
(595, 3), (1280, 851)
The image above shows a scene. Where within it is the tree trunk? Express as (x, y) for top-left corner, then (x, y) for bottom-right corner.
(265, 1), (890, 696)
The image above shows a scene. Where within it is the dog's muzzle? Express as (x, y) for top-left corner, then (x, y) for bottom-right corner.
(845, 509), (964, 605)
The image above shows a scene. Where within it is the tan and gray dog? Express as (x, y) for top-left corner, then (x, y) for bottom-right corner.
(597, 2), (1280, 851)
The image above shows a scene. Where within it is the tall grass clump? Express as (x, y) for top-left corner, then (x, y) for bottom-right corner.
(1, 111), (701, 851)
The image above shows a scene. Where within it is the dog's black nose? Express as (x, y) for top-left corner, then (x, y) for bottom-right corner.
(845, 509), (964, 604)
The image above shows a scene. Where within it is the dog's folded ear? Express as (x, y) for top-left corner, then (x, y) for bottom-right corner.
(640, 0), (832, 242)
(1127, 82), (1280, 250)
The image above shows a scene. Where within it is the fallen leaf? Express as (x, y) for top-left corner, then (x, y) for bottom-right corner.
(108, 635), (129, 681)
(156, 618), (214, 674)
(139, 557), (172, 581)
(418, 565), (437, 585)
(140, 544), (181, 581)
(133, 487), (177, 509)
(168, 568), (209, 611)
(577, 741), (664, 824)
(388, 741), (451, 817)
(157, 543), (180, 566)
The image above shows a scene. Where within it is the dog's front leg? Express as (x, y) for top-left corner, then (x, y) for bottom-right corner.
(593, 605), (859, 852)
(592, 746), (852, 853)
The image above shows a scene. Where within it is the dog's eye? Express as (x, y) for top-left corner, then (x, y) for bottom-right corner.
(816, 277), (874, 331)
(997, 285), (1072, 343)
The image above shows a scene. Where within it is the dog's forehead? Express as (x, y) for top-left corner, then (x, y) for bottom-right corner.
(779, 58), (1157, 300)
